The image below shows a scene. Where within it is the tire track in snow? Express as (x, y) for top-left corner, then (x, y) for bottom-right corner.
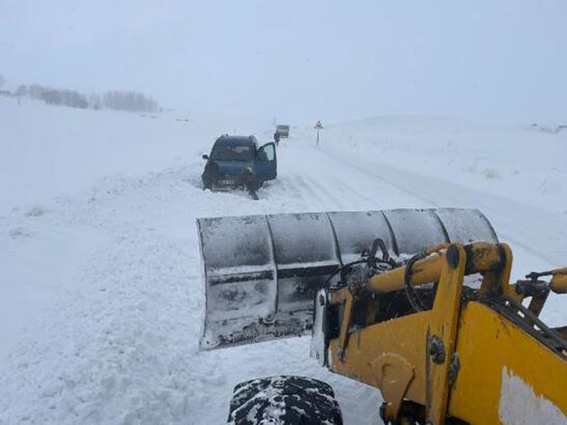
(299, 177), (351, 211)
(329, 177), (378, 209)
(278, 143), (417, 212)
(320, 145), (567, 268)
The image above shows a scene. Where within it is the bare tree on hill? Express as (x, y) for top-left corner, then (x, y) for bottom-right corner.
(102, 90), (159, 113)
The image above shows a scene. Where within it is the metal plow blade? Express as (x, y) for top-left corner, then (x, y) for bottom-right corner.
(197, 208), (497, 350)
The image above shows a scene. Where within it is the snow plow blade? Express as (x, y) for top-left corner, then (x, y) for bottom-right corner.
(197, 208), (498, 350)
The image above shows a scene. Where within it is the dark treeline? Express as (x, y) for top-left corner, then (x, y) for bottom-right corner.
(12, 83), (160, 113)
(101, 91), (159, 113)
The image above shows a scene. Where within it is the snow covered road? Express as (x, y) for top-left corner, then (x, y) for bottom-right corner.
(1, 104), (566, 424)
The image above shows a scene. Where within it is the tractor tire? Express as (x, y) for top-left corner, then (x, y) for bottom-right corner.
(227, 376), (343, 425)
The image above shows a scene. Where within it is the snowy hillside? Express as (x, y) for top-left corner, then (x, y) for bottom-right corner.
(1, 97), (566, 424)
(325, 115), (567, 211)
(0, 98), (263, 210)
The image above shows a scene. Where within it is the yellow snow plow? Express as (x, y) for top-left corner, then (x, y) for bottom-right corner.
(197, 208), (567, 424)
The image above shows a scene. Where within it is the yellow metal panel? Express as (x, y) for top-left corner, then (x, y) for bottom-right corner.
(448, 302), (567, 424)
(329, 311), (431, 406)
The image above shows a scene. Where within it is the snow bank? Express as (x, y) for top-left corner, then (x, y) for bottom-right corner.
(0, 97), (262, 213)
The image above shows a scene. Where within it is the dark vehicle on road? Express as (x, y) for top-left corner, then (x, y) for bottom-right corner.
(201, 135), (277, 199)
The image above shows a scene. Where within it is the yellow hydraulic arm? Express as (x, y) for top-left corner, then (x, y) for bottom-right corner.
(317, 243), (567, 424)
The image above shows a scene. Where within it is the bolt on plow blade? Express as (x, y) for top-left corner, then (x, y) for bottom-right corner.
(197, 208), (498, 350)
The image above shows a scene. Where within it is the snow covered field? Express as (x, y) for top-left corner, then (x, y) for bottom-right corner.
(1, 97), (566, 424)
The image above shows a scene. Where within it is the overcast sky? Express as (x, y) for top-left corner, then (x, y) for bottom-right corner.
(1, 0), (566, 125)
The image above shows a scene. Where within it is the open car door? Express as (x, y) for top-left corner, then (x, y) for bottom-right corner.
(253, 142), (277, 181)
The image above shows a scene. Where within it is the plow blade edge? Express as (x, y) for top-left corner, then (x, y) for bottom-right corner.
(197, 208), (497, 350)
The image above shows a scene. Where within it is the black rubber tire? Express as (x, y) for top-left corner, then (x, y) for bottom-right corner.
(227, 376), (343, 424)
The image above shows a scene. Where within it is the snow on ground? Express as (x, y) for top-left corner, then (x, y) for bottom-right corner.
(0, 97), (259, 210)
(0, 97), (566, 424)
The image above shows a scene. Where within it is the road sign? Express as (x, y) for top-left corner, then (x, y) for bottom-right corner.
(276, 124), (290, 138)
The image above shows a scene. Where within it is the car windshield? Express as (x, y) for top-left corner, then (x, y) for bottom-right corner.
(211, 144), (253, 161)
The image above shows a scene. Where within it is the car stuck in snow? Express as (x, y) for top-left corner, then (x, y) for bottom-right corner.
(201, 135), (277, 199)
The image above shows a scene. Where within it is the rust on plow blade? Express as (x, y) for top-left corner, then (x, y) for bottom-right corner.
(197, 208), (498, 350)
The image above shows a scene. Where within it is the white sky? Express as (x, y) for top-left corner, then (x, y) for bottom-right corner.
(1, 0), (566, 125)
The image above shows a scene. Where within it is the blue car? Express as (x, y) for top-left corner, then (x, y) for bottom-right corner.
(201, 135), (277, 199)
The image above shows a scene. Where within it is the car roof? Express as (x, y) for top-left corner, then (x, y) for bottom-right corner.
(214, 135), (257, 147)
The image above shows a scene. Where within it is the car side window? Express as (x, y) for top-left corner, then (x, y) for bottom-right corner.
(263, 144), (275, 161)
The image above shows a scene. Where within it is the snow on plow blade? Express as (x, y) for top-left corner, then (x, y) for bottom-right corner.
(197, 208), (498, 350)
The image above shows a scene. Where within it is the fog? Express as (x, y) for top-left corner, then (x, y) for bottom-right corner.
(1, 0), (566, 124)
